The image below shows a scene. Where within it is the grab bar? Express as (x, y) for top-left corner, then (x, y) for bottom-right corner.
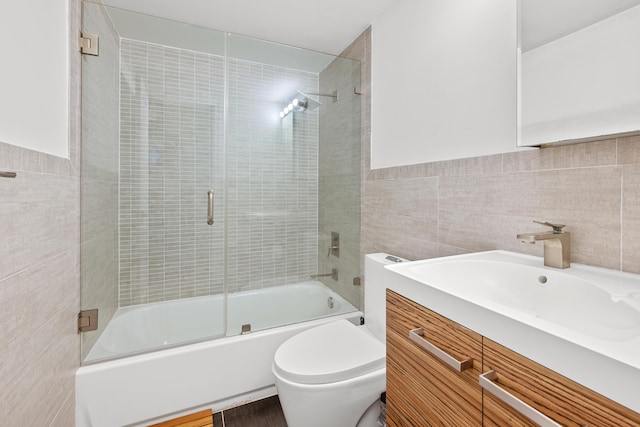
(207, 190), (214, 225)
(0, 171), (17, 178)
(311, 268), (338, 281)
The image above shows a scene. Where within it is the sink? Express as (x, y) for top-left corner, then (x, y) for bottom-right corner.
(384, 250), (640, 413)
(386, 251), (640, 343)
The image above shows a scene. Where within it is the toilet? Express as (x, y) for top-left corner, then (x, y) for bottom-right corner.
(272, 253), (405, 427)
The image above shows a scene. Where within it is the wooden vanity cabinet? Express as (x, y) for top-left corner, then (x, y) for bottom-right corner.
(482, 338), (640, 427)
(386, 290), (640, 427)
(386, 290), (483, 426)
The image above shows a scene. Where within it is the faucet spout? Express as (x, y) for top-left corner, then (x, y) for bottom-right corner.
(517, 230), (561, 243)
(310, 268), (338, 281)
(517, 222), (571, 269)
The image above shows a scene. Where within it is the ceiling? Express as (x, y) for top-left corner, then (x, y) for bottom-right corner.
(100, 0), (395, 55)
(99, 1), (640, 56)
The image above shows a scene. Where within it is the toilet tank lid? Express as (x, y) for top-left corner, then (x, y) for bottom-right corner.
(273, 319), (385, 385)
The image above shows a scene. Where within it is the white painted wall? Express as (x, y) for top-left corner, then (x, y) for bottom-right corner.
(370, 0), (519, 168)
(519, 5), (640, 146)
(0, 0), (69, 158)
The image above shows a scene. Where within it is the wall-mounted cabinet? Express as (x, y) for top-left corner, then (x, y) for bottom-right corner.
(518, 0), (640, 147)
(386, 290), (640, 426)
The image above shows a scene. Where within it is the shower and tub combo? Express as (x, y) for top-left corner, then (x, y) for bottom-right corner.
(79, 2), (362, 426)
(76, 283), (360, 426)
(84, 281), (356, 362)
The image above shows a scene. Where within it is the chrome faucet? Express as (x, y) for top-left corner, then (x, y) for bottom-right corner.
(517, 221), (571, 269)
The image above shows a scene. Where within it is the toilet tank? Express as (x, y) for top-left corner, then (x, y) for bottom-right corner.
(364, 253), (408, 343)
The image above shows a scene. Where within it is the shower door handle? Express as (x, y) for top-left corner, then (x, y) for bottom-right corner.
(207, 190), (214, 225)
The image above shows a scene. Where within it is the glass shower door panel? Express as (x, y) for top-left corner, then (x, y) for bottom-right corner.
(317, 55), (362, 312)
(225, 34), (361, 337)
(81, 1), (121, 362)
(81, 3), (227, 362)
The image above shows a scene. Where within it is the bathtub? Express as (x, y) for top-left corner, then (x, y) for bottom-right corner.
(76, 281), (360, 427)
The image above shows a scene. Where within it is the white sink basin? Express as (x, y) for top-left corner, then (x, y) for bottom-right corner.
(395, 255), (640, 342)
(386, 250), (640, 347)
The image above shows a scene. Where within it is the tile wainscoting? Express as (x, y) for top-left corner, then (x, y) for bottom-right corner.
(362, 136), (640, 274)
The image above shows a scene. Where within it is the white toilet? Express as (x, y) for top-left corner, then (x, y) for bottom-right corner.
(272, 253), (405, 427)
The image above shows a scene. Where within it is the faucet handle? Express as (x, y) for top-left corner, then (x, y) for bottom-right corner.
(533, 220), (565, 234)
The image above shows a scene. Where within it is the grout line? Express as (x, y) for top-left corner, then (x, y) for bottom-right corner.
(618, 137), (623, 271)
(620, 166), (624, 271)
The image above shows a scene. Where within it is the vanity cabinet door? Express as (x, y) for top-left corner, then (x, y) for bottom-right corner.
(482, 338), (640, 427)
(386, 290), (483, 426)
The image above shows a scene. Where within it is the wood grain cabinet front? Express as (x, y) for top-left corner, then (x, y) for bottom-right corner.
(482, 338), (640, 427)
(386, 290), (640, 426)
(386, 290), (483, 426)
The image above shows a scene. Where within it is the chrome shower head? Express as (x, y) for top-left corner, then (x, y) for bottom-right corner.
(295, 91), (322, 111)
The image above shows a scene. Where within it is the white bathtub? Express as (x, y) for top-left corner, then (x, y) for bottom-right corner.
(76, 281), (360, 427)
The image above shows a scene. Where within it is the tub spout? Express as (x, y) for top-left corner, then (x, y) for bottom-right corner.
(311, 268), (338, 281)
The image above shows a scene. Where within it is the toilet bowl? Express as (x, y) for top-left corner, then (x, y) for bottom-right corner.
(272, 253), (406, 427)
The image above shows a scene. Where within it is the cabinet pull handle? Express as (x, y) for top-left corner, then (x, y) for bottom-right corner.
(207, 190), (214, 225)
(408, 328), (473, 372)
(480, 370), (562, 427)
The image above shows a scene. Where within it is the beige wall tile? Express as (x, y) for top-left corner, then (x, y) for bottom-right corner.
(362, 177), (439, 262)
(434, 153), (504, 176)
(437, 244), (474, 258)
(504, 139), (617, 172)
(49, 390), (76, 427)
(622, 164), (640, 273)
(361, 226), (439, 262)
(0, 172), (79, 280)
(364, 177), (439, 241)
(617, 134), (640, 165)
(439, 167), (622, 269)
(0, 249), (79, 426)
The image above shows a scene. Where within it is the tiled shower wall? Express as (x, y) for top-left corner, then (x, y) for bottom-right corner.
(119, 39), (319, 306)
(226, 59), (319, 293)
(119, 39), (226, 306)
(317, 54), (362, 309)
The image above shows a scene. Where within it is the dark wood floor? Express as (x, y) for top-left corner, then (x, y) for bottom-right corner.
(213, 396), (288, 427)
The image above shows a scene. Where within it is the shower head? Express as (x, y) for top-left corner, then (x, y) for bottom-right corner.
(295, 91), (322, 111)
(279, 91), (324, 119)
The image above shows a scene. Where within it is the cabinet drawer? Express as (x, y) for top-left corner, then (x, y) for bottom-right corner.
(386, 290), (483, 426)
(482, 338), (640, 427)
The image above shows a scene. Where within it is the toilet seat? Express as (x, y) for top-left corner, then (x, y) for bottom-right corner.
(273, 319), (385, 385)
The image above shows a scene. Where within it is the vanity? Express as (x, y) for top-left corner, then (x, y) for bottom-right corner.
(384, 250), (640, 426)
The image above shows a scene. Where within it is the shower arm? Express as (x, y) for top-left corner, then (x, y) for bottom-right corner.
(302, 91), (338, 100)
